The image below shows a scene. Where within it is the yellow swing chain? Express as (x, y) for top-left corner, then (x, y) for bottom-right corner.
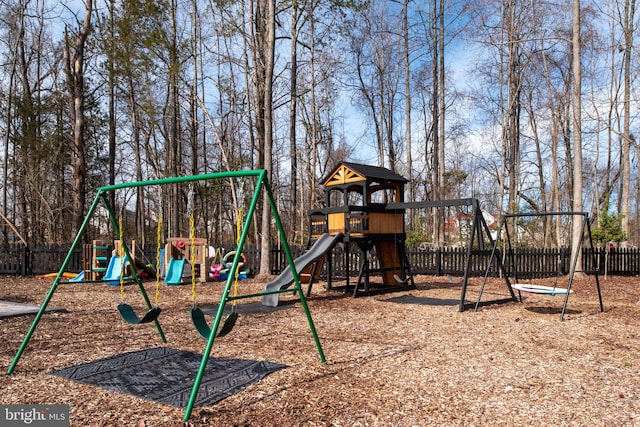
(154, 216), (163, 306)
(118, 217), (126, 301)
(231, 209), (242, 305)
(190, 211), (197, 305)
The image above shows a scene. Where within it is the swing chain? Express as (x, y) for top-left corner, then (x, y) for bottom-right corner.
(118, 217), (126, 301)
(190, 211), (197, 304)
(155, 215), (163, 306)
(230, 209), (242, 310)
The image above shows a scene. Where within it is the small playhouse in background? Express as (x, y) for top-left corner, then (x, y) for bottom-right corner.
(308, 162), (415, 296)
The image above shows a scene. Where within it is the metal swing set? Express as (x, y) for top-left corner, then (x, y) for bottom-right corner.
(475, 211), (604, 320)
(7, 170), (326, 421)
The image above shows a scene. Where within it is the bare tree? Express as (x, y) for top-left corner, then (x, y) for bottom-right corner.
(63, 0), (93, 236)
(571, 0), (584, 270)
(167, 0), (182, 237)
(349, 2), (403, 172)
(432, 0), (445, 244)
(402, 0), (413, 209)
(254, 0), (276, 276)
(619, 0), (636, 247)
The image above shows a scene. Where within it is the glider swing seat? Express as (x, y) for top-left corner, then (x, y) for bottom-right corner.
(476, 211), (604, 320)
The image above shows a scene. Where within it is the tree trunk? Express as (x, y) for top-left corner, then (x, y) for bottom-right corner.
(571, 0), (584, 273)
(620, 0), (636, 247)
(259, 0), (276, 276)
(107, 0), (116, 218)
(63, 0), (93, 237)
(127, 73), (144, 241)
(403, 0), (413, 224)
(168, 0), (181, 237)
(289, 0), (299, 238)
(505, 0), (521, 215)
(309, 8), (319, 212)
(3, 25), (18, 244)
(437, 0), (446, 242)
(431, 0), (441, 245)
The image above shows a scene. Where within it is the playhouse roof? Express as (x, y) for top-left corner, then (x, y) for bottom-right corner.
(322, 162), (408, 188)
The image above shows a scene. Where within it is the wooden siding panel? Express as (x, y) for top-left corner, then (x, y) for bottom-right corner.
(366, 213), (404, 234)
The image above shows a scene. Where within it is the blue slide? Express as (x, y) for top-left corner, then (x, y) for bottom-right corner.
(104, 256), (124, 286)
(69, 270), (85, 282)
(262, 233), (343, 307)
(164, 258), (187, 285)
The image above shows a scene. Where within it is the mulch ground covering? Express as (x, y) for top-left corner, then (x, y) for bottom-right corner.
(1, 273), (639, 426)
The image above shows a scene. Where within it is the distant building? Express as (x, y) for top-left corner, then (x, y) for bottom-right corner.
(444, 206), (500, 246)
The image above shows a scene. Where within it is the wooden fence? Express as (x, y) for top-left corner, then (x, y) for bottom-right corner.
(1, 243), (638, 278)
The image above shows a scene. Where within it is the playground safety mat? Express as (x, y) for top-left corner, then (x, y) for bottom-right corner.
(52, 347), (288, 408)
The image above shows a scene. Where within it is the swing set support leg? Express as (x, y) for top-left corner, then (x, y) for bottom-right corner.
(183, 279), (228, 421)
(8, 194), (103, 375)
(264, 178), (326, 365)
(7, 190), (169, 376)
(182, 172), (326, 421)
(8, 274), (63, 375)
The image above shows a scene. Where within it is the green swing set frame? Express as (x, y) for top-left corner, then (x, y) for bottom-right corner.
(6, 170), (326, 421)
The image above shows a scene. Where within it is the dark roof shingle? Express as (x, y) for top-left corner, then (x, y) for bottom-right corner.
(339, 162), (408, 183)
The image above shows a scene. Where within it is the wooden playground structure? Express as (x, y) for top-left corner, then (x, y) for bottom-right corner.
(307, 162), (500, 310)
(308, 162), (414, 296)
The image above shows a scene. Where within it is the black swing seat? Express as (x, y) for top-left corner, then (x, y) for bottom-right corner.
(117, 303), (161, 324)
(191, 306), (238, 339)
